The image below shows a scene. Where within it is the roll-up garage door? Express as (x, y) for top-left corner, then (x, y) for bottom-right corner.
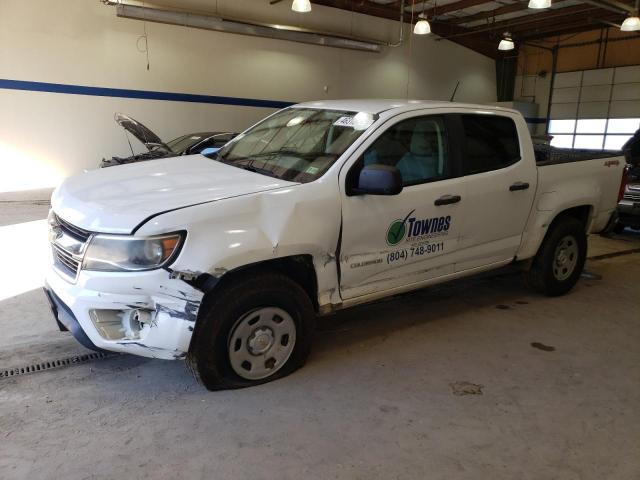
(548, 65), (640, 151)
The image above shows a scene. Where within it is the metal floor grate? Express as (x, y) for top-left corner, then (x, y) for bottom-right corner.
(0, 351), (116, 379)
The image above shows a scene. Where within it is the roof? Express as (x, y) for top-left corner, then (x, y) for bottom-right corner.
(292, 99), (518, 116)
(312, 0), (633, 58)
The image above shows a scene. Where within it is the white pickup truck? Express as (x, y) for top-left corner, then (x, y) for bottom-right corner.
(45, 100), (626, 390)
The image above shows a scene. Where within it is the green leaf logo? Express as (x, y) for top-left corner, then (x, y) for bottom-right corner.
(386, 210), (414, 246)
(387, 220), (406, 246)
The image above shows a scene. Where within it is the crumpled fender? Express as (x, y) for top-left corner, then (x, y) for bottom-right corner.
(135, 179), (344, 310)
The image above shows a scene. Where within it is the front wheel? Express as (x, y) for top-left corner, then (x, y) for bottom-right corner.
(526, 216), (587, 296)
(189, 272), (315, 391)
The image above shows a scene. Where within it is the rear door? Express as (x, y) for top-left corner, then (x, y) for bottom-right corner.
(338, 112), (467, 300)
(455, 113), (537, 271)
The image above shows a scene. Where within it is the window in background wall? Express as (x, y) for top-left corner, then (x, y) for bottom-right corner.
(549, 118), (639, 150)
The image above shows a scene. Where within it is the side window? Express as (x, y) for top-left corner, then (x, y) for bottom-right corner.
(360, 116), (451, 187)
(462, 115), (520, 175)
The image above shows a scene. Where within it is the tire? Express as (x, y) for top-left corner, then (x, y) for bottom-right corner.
(188, 272), (315, 391)
(526, 216), (587, 297)
(613, 222), (626, 234)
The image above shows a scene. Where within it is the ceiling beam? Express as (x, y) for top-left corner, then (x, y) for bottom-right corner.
(474, 4), (601, 32)
(311, 0), (413, 22)
(436, 4), (601, 39)
(447, 1), (529, 25)
(507, 9), (621, 34)
(517, 15), (622, 40)
(430, 24), (500, 57)
(596, 19), (623, 27)
(422, 0), (496, 18)
(311, 0), (500, 57)
(581, 0), (636, 14)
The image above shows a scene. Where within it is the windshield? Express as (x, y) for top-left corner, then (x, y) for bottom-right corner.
(215, 108), (376, 183)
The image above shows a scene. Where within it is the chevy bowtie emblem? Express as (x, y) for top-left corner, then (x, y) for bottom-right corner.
(48, 226), (62, 243)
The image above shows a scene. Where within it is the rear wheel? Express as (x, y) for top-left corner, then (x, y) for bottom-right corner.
(189, 272), (315, 391)
(526, 216), (587, 296)
(613, 222), (626, 234)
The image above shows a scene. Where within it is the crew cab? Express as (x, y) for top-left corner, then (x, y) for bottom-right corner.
(44, 100), (627, 390)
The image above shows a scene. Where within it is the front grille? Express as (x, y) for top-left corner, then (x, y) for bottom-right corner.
(50, 214), (92, 281)
(623, 192), (640, 202)
(56, 214), (91, 242)
(52, 244), (81, 277)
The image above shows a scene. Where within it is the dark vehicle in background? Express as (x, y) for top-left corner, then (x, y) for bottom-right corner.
(615, 130), (640, 232)
(100, 113), (237, 168)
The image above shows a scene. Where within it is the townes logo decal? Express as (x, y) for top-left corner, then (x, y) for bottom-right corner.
(386, 209), (452, 246)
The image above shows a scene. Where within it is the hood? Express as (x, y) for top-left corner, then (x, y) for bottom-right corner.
(115, 113), (171, 152)
(51, 155), (297, 233)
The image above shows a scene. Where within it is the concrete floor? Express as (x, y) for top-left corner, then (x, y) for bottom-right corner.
(1, 200), (639, 479)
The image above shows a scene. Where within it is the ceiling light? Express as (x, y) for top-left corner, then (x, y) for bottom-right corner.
(528, 0), (551, 8)
(413, 15), (431, 35)
(621, 15), (640, 31)
(498, 32), (515, 50)
(291, 0), (311, 13)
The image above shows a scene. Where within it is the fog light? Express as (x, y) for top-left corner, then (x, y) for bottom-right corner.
(89, 308), (154, 340)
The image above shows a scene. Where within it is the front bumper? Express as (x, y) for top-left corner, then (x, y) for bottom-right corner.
(45, 264), (204, 360)
(43, 285), (105, 352)
(617, 200), (640, 228)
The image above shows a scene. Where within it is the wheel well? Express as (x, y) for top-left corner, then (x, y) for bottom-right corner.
(202, 255), (319, 311)
(553, 205), (592, 231)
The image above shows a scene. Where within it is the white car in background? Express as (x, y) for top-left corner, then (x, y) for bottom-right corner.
(45, 100), (627, 390)
(100, 113), (237, 168)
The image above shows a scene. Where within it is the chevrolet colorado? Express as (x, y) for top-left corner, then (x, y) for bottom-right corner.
(44, 100), (627, 390)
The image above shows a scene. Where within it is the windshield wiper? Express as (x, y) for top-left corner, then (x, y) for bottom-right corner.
(216, 151), (269, 164)
(218, 149), (317, 164)
(239, 164), (279, 178)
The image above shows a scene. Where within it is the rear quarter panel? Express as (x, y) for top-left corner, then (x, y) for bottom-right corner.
(517, 155), (625, 260)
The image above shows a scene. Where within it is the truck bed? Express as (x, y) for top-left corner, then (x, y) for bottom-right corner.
(534, 144), (621, 166)
(533, 150), (625, 235)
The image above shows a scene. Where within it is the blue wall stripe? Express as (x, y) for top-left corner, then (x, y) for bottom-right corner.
(0, 78), (551, 124)
(0, 78), (295, 109)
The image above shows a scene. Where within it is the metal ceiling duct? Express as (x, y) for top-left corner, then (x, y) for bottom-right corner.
(111, 3), (384, 52)
(581, 0), (637, 14)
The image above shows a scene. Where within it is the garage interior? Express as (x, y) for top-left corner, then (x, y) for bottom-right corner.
(1, 0), (640, 478)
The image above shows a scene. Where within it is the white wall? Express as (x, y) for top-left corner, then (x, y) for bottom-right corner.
(514, 74), (551, 136)
(0, 0), (496, 192)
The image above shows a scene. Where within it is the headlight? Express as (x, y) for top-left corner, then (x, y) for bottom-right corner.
(83, 233), (184, 272)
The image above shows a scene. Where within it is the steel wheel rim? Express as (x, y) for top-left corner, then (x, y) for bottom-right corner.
(228, 306), (297, 381)
(553, 235), (579, 281)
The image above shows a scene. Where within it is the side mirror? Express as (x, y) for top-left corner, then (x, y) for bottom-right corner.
(354, 164), (403, 195)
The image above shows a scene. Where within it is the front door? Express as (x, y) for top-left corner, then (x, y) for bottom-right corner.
(338, 113), (466, 300)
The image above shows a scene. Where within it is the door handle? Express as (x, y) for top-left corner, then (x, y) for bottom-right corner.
(434, 194), (461, 206)
(509, 182), (530, 191)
